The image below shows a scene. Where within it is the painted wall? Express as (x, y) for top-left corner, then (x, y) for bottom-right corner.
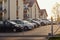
(4, 0), (24, 20)
(32, 2), (39, 19)
(9, 0), (16, 20)
(18, 0), (24, 19)
(40, 12), (47, 19)
(28, 7), (32, 18)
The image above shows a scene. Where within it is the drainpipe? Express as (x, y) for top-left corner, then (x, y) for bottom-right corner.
(8, 0), (10, 20)
(16, 0), (19, 19)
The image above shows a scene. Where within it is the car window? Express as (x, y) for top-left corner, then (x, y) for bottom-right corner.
(13, 20), (24, 24)
(16, 21), (21, 24)
(10, 21), (16, 25)
(5, 22), (10, 25)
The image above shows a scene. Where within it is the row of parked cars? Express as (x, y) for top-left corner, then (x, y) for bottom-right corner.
(0, 18), (51, 32)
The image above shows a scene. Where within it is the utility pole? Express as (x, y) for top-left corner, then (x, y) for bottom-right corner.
(51, 16), (53, 37)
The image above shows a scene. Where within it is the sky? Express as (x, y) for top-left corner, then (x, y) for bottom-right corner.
(37, 0), (60, 19)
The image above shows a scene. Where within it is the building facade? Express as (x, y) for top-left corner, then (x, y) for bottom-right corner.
(40, 9), (48, 19)
(0, 0), (24, 20)
(23, 0), (40, 19)
(0, 0), (48, 20)
(30, 0), (40, 19)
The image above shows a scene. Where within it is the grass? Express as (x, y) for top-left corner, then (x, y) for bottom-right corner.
(48, 37), (60, 40)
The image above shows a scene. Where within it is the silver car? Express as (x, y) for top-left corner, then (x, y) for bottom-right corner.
(11, 19), (34, 31)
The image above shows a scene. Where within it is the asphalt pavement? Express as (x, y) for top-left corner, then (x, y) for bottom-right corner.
(0, 25), (59, 40)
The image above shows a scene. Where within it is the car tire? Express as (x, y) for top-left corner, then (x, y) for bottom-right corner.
(13, 28), (17, 32)
(24, 26), (28, 31)
(41, 22), (45, 26)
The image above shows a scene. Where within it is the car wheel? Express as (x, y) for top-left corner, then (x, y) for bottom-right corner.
(24, 26), (28, 31)
(41, 22), (45, 26)
(13, 28), (17, 32)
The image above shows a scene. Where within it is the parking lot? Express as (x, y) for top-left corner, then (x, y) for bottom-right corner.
(0, 25), (60, 40)
(0, 25), (59, 36)
(0, 25), (52, 36)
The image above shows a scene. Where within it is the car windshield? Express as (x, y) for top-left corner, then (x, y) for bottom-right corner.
(9, 21), (17, 25)
(23, 21), (30, 24)
(12, 20), (24, 24)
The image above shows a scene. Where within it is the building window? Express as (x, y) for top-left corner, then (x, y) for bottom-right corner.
(0, 2), (2, 11)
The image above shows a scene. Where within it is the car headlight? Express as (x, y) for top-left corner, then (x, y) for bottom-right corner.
(15, 24), (19, 27)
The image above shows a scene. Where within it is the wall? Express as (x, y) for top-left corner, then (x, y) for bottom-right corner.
(32, 2), (39, 19)
(5, 0), (24, 20)
(18, 0), (24, 19)
(10, 0), (16, 20)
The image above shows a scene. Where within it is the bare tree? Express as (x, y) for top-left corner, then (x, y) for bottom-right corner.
(52, 2), (60, 22)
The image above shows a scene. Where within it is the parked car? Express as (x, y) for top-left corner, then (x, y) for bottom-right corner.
(0, 20), (23, 32)
(26, 20), (37, 28)
(40, 19), (51, 25)
(11, 19), (34, 31)
(53, 21), (56, 25)
(33, 18), (51, 26)
(33, 19), (48, 26)
(26, 18), (40, 27)
(23, 20), (35, 28)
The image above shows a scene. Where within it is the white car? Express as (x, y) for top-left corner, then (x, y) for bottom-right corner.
(33, 19), (47, 26)
(26, 19), (40, 26)
(37, 19), (51, 25)
(32, 20), (40, 26)
(23, 20), (35, 28)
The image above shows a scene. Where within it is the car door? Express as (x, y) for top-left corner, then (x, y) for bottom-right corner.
(0, 21), (4, 32)
(4, 21), (13, 32)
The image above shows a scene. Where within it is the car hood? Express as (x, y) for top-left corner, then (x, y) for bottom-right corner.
(24, 23), (33, 27)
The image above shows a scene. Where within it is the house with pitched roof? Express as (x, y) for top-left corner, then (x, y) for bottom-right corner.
(39, 9), (48, 19)
(0, 0), (48, 20)
(23, 0), (40, 19)
(28, 0), (40, 19)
